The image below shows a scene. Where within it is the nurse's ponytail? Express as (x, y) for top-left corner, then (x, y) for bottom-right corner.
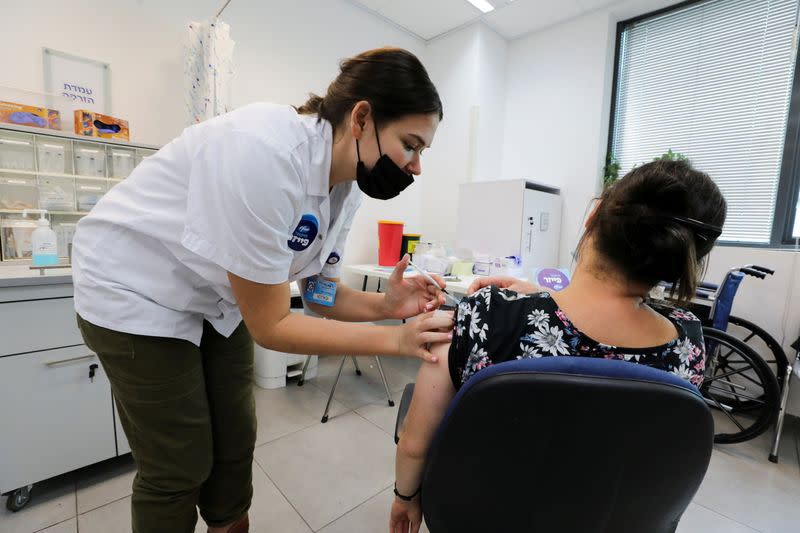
(582, 160), (726, 303)
(296, 94), (323, 115)
(296, 47), (443, 129)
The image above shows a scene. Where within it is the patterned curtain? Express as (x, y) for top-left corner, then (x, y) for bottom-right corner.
(184, 19), (235, 125)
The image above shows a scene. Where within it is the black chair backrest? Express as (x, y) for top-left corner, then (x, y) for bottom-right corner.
(421, 357), (714, 533)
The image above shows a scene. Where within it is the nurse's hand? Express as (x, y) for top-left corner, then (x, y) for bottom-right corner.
(467, 276), (541, 295)
(383, 254), (447, 320)
(395, 310), (454, 363)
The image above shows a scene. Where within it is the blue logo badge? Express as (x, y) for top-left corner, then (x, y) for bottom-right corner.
(326, 252), (340, 265)
(288, 214), (319, 251)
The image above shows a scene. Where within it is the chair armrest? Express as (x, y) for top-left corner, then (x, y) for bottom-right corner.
(394, 383), (415, 444)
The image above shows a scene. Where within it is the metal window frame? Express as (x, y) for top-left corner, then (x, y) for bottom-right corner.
(606, 0), (800, 249)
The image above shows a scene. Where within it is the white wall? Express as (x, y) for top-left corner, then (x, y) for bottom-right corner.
(420, 23), (508, 248)
(0, 0), (193, 146)
(501, 9), (617, 267)
(501, 0), (800, 416)
(0, 0), (425, 287)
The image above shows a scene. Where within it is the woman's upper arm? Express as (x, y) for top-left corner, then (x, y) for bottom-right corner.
(228, 272), (291, 346)
(398, 342), (456, 458)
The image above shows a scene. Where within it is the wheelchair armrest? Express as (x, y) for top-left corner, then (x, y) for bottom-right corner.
(394, 383), (415, 444)
(697, 281), (718, 291)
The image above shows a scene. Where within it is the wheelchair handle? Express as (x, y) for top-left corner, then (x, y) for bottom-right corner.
(745, 264), (774, 276)
(740, 267), (766, 279)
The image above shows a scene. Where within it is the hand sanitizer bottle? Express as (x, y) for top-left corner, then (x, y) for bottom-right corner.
(23, 209), (59, 266)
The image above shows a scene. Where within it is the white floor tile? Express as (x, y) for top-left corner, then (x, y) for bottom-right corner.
(317, 486), (429, 533)
(35, 517), (77, 533)
(254, 411), (396, 530)
(693, 428), (800, 533)
(191, 464), (312, 533)
(355, 398), (402, 437)
(677, 503), (759, 532)
(75, 456), (136, 514)
(254, 381), (349, 446)
(76, 495), (131, 533)
(0, 475), (76, 533)
(308, 356), (409, 412)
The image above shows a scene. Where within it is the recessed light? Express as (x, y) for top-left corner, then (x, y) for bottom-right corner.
(467, 0), (495, 14)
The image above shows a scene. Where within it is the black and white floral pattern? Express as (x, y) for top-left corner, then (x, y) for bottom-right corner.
(448, 286), (706, 390)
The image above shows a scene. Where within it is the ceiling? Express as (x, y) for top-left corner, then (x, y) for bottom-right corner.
(347, 0), (676, 41)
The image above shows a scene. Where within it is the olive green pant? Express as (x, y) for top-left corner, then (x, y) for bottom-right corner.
(77, 315), (256, 533)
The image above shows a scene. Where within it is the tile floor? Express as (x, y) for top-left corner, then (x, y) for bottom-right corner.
(2, 355), (799, 533)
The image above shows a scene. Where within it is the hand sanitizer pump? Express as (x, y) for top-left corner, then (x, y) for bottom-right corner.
(22, 209), (59, 266)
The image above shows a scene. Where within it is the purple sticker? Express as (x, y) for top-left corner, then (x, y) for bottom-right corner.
(536, 268), (570, 291)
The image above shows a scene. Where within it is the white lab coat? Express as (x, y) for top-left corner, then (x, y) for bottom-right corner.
(72, 103), (361, 346)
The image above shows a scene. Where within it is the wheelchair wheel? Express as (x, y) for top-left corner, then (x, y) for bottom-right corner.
(725, 315), (789, 394)
(701, 327), (779, 444)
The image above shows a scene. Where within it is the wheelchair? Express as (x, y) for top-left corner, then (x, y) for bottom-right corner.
(661, 265), (787, 455)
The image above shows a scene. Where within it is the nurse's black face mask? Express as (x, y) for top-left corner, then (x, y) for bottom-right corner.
(355, 123), (415, 200)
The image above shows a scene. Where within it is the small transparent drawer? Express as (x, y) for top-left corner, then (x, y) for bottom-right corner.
(108, 146), (136, 178)
(0, 131), (35, 171)
(0, 175), (38, 210)
(54, 221), (78, 259)
(38, 175), (76, 212)
(74, 142), (106, 178)
(36, 138), (71, 174)
(76, 179), (108, 212)
(135, 148), (157, 167)
(1, 217), (36, 260)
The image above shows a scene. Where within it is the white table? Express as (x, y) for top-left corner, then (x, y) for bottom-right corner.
(345, 264), (482, 297)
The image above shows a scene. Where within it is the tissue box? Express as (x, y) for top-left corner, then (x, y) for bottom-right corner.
(74, 110), (129, 141)
(0, 101), (60, 130)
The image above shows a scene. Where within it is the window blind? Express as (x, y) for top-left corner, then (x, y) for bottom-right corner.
(611, 0), (799, 243)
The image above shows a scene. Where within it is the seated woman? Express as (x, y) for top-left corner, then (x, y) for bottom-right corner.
(389, 160), (726, 533)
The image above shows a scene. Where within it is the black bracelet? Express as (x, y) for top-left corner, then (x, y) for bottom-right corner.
(393, 483), (421, 501)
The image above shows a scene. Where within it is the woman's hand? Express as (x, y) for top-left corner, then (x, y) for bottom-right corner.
(467, 275), (541, 295)
(390, 498), (423, 533)
(383, 254), (447, 320)
(395, 310), (454, 363)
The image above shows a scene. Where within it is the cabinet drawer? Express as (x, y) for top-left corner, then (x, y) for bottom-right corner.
(0, 297), (82, 356)
(0, 345), (116, 493)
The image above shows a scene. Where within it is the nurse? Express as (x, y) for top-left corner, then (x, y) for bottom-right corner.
(71, 47), (449, 533)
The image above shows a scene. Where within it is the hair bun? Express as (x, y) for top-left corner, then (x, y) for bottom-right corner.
(586, 160), (726, 302)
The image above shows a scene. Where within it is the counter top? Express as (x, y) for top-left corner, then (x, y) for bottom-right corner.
(345, 264), (485, 296)
(0, 264), (73, 287)
(0, 264), (303, 296)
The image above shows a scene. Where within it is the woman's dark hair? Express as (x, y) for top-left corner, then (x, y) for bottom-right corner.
(583, 160), (726, 302)
(295, 47), (443, 129)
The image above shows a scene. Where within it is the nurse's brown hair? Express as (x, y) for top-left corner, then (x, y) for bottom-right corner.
(296, 47), (443, 128)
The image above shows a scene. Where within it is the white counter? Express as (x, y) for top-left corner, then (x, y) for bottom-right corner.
(0, 264), (302, 296)
(345, 263), (484, 296)
(0, 264), (73, 287)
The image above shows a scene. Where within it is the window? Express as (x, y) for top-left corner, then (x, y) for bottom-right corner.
(609, 0), (799, 245)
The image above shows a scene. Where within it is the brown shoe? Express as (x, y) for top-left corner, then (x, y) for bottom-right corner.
(208, 513), (249, 533)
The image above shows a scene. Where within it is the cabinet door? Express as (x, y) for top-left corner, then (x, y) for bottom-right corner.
(0, 297), (83, 356)
(521, 190), (562, 272)
(0, 345), (116, 493)
(113, 398), (131, 455)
